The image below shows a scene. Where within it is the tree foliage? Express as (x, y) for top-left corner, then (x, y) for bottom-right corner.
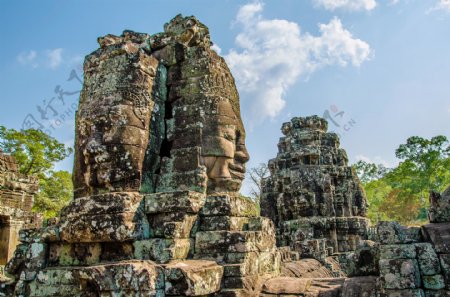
(0, 126), (73, 218)
(0, 126), (72, 177)
(354, 160), (390, 184)
(34, 170), (73, 218)
(354, 135), (450, 225)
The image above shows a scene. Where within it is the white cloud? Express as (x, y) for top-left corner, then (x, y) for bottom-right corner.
(428, 0), (450, 13)
(17, 50), (38, 68)
(47, 48), (63, 69)
(313, 0), (377, 11)
(225, 2), (372, 123)
(16, 48), (81, 70)
(355, 154), (391, 167)
(211, 43), (222, 55)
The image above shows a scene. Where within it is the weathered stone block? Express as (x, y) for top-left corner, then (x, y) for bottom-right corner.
(27, 261), (164, 296)
(48, 243), (101, 266)
(4, 243), (29, 274)
(82, 261), (165, 293)
(346, 240), (379, 277)
(144, 191), (205, 214)
(421, 223), (450, 253)
(171, 147), (203, 173)
(262, 277), (311, 294)
(195, 231), (257, 253)
(222, 275), (259, 290)
(379, 259), (421, 289)
(424, 290), (450, 297)
(258, 251), (281, 275)
(59, 211), (149, 243)
(195, 251), (258, 265)
(200, 216), (250, 231)
(27, 283), (82, 297)
(59, 192), (143, 217)
(380, 244), (417, 260)
(101, 242), (134, 262)
(223, 263), (257, 277)
(341, 276), (378, 297)
(428, 188), (450, 223)
(439, 254), (450, 289)
(248, 217), (276, 234)
(24, 242), (47, 277)
(416, 243), (441, 276)
(423, 274), (446, 290)
(164, 260), (223, 295)
(133, 238), (190, 264)
(200, 195), (258, 217)
(149, 212), (197, 238)
(378, 221), (407, 244)
(255, 231), (276, 252)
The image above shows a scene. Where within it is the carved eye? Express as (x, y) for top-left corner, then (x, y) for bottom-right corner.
(223, 131), (236, 142)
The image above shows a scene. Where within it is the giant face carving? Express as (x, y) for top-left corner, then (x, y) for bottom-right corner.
(73, 48), (158, 198)
(201, 100), (249, 193)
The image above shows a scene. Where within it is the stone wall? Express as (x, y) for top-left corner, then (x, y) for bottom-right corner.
(0, 151), (42, 269)
(376, 187), (450, 296)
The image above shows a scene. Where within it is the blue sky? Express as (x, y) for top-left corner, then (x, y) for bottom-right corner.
(1, 0), (449, 195)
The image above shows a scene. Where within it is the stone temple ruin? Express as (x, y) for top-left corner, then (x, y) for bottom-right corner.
(0, 151), (42, 276)
(0, 14), (449, 297)
(261, 116), (369, 265)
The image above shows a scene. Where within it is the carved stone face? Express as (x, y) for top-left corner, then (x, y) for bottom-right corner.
(201, 100), (249, 193)
(74, 101), (152, 197)
(73, 51), (157, 198)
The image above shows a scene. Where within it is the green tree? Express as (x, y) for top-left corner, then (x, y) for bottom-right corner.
(353, 160), (390, 184)
(0, 126), (74, 218)
(385, 135), (450, 222)
(0, 126), (72, 177)
(354, 135), (450, 225)
(353, 161), (392, 223)
(34, 170), (73, 218)
(390, 135), (450, 194)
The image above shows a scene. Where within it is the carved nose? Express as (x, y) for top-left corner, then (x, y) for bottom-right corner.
(235, 145), (249, 163)
(209, 157), (232, 179)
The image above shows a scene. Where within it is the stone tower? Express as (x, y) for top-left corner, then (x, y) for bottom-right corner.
(261, 116), (369, 261)
(3, 15), (279, 296)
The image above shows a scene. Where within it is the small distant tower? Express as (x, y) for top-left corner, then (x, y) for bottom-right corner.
(261, 115), (369, 261)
